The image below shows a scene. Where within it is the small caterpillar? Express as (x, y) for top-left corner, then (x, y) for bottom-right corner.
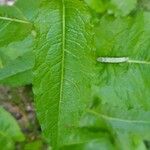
(97, 57), (150, 65)
(97, 57), (129, 63)
(0, 0), (16, 6)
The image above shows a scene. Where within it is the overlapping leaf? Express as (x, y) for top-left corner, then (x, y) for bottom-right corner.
(0, 107), (25, 150)
(81, 11), (150, 150)
(0, 0), (40, 86)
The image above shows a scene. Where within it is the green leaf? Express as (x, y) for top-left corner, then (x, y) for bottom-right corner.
(24, 140), (43, 150)
(109, 0), (137, 16)
(84, 0), (137, 16)
(85, 11), (150, 149)
(0, 51), (34, 86)
(0, 35), (34, 86)
(0, 0), (38, 86)
(0, 107), (25, 149)
(15, 0), (41, 20)
(33, 0), (95, 149)
(0, 5), (32, 47)
(81, 109), (148, 150)
(95, 12), (150, 110)
(84, 0), (109, 13)
(61, 139), (115, 150)
(0, 135), (15, 150)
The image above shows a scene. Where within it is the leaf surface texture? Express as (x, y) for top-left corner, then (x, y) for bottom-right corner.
(33, 0), (95, 148)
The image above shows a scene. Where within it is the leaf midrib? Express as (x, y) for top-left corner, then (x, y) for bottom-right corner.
(88, 110), (150, 125)
(0, 16), (31, 24)
(57, 0), (66, 146)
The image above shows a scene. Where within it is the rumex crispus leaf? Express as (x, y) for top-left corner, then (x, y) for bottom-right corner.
(33, 0), (95, 149)
(83, 11), (150, 150)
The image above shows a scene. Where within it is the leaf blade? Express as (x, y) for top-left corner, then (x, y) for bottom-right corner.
(85, 11), (150, 149)
(0, 0), (38, 86)
(33, 0), (95, 148)
(0, 107), (25, 142)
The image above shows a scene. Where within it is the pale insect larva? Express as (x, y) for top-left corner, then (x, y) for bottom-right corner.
(97, 57), (129, 63)
(0, 0), (16, 6)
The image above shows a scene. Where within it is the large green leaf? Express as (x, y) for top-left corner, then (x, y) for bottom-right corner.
(81, 109), (148, 150)
(0, 2), (32, 47)
(0, 107), (25, 150)
(83, 11), (150, 150)
(33, 0), (95, 149)
(0, 0), (39, 86)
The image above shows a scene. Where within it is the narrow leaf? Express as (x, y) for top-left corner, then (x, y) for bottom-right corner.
(33, 0), (95, 149)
